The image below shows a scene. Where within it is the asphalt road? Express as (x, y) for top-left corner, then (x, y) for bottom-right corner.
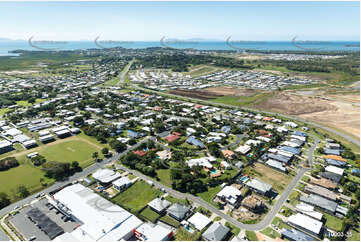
(134, 84), (360, 146)
(117, 59), (134, 86)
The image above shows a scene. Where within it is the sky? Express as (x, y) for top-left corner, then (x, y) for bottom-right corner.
(0, 1), (359, 41)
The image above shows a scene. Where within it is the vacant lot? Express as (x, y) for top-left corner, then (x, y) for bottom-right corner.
(255, 91), (360, 138)
(204, 86), (258, 97)
(112, 180), (163, 213)
(243, 163), (293, 193)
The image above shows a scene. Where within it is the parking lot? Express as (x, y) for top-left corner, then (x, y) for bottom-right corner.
(9, 198), (80, 241)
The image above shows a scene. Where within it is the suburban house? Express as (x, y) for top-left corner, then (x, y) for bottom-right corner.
(300, 194), (338, 214)
(234, 144), (251, 154)
(304, 184), (337, 201)
(167, 203), (190, 221)
(186, 136), (205, 149)
(216, 185), (242, 206)
(156, 150), (172, 160)
(222, 150), (235, 160)
(147, 198), (171, 214)
(287, 213), (323, 238)
(265, 159), (287, 173)
(164, 132), (181, 143)
(295, 202), (323, 221)
(280, 228), (315, 241)
(92, 168), (121, 187)
(246, 179), (272, 196)
(112, 176), (132, 191)
(187, 212), (212, 231)
(202, 222), (230, 241)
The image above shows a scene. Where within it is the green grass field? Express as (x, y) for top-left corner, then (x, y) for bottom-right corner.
(38, 140), (100, 168)
(112, 180), (163, 213)
(0, 136), (103, 203)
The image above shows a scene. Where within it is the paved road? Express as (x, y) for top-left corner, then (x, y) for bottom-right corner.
(134, 84), (360, 146)
(117, 59), (134, 86)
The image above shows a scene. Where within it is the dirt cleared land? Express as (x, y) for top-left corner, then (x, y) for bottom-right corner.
(204, 86), (258, 96)
(170, 85), (360, 138)
(255, 92), (360, 138)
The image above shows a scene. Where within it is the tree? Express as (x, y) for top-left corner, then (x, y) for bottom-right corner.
(17, 185), (30, 198)
(0, 193), (10, 209)
(102, 147), (109, 155)
(92, 152), (99, 159)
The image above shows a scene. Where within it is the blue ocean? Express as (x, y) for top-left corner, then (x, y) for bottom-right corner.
(0, 40), (359, 56)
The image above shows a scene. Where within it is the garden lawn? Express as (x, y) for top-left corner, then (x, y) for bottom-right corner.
(159, 215), (180, 227)
(196, 185), (222, 208)
(260, 227), (281, 239)
(157, 169), (172, 186)
(246, 231), (258, 241)
(347, 229), (360, 241)
(174, 228), (201, 241)
(139, 207), (160, 223)
(112, 180), (163, 213)
(324, 213), (344, 232)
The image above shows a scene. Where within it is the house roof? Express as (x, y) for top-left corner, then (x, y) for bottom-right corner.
(300, 194), (337, 213)
(167, 203), (190, 220)
(147, 198), (171, 213)
(287, 213), (323, 235)
(281, 228), (314, 241)
(187, 212), (211, 231)
(246, 179), (272, 193)
(322, 155), (346, 162)
(202, 222), (230, 241)
(92, 169), (121, 184)
(325, 165), (344, 176)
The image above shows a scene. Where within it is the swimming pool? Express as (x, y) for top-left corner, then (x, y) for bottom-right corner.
(210, 169), (220, 175)
(185, 225), (195, 233)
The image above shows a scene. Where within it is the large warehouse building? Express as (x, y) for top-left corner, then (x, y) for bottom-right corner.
(51, 183), (144, 241)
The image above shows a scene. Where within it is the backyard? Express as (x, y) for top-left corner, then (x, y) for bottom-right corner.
(112, 180), (163, 213)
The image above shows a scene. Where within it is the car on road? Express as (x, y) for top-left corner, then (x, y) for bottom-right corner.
(13, 206), (20, 210)
(29, 236), (36, 241)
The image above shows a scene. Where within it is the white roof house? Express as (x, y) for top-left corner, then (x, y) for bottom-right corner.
(186, 157), (215, 169)
(287, 213), (323, 235)
(112, 177), (132, 191)
(92, 168), (121, 184)
(52, 184), (143, 241)
(147, 198), (171, 213)
(245, 139), (262, 146)
(325, 165), (344, 176)
(187, 212), (212, 231)
(235, 144), (251, 154)
(216, 186), (241, 205)
(295, 202), (323, 221)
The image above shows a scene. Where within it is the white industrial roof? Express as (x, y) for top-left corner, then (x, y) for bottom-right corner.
(288, 213), (323, 235)
(187, 212), (212, 231)
(52, 183), (142, 241)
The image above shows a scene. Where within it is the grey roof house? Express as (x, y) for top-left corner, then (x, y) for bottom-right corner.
(167, 203), (190, 221)
(202, 222), (230, 241)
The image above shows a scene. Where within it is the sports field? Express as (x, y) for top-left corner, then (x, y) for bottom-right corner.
(0, 136), (103, 203)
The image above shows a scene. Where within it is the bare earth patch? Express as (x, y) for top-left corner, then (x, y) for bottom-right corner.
(204, 86), (258, 96)
(256, 92), (360, 138)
